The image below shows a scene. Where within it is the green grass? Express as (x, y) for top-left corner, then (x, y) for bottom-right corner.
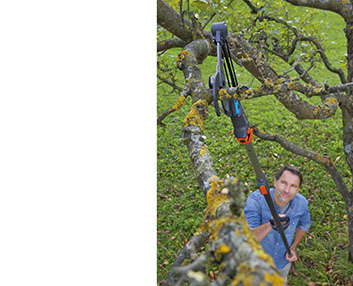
(157, 6), (353, 286)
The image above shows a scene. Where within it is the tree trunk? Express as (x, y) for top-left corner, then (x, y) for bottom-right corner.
(344, 16), (353, 262)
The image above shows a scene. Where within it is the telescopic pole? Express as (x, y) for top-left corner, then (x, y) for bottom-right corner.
(209, 21), (292, 257)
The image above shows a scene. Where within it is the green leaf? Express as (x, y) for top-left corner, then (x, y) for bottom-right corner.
(190, 0), (209, 10)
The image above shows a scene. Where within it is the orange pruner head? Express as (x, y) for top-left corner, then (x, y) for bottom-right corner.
(236, 128), (253, 144)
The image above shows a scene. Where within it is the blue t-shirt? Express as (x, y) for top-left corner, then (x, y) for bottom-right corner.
(244, 188), (311, 270)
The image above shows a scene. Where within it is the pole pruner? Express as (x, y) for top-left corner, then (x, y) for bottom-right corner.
(208, 22), (292, 257)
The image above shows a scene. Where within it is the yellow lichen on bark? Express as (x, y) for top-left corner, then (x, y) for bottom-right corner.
(231, 263), (254, 286)
(288, 80), (295, 90)
(219, 89), (234, 100)
(313, 86), (324, 94)
(235, 213), (276, 268)
(273, 84), (281, 92)
(261, 273), (284, 286)
(245, 88), (255, 98)
(200, 145), (208, 156)
(313, 106), (321, 115)
(241, 53), (253, 63)
(187, 270), (207, 282)
(206, 177), (229, 217)
(183, 99), (208, 130)
(306, 83), (313, 96)
(207, 217), (235, 240)
(316, 154), (333, 166)
(177, 50), (190, 61)
(276, 78), (283, 84)
(176, 50), (190, 67)
(324, 97), (338, 106)
(264, 79), (274, 88)
(217, 243), (231, 254)
(214, 243), (231, 262)
(194, 176), (230, 236)
(172, 95), (185, 111)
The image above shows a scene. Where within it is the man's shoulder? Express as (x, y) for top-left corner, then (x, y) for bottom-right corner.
(247, 188), (273, 201)
(248, 189), (262, 199)
(293, 192), (309, 205)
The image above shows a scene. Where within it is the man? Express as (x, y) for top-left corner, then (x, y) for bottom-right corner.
(244, 166), (311, 281)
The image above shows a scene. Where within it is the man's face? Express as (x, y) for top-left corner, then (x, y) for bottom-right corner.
(273, 170), (300, 207)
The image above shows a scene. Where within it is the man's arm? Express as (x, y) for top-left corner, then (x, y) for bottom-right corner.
(285, 228), (307, 262)
(291, 228), (306, 250)
(252, 221), (272, 242)
(252, 214), (289, 242)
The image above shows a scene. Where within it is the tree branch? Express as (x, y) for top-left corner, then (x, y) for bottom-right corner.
(157, 94), (187, 127)
(157, 74), (183, 92)
(242, 0), (262, 14)
(168, 176), (284, 286)
(157, 38), (187, 52)
(201, 11), (216, 31)
(252, 125), (351, 206)
(284, 0), (352, 19)
(217, 79), (346, 119)
(157, 0), (194, 42)
(299, 36), (347, 83)
(342, 106), (353, 176)
(257, 14), (347, 84)
(226, 33), (332, 119)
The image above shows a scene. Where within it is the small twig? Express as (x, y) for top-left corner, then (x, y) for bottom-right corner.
(179, 0), (184, 25)
(242, 0), (261, 14)
(281, 54), (302, 77)
(201, 11), (216, 31)
(295, 58), (316, 81)
(157, 74), (183, 92)
(157, 85), (190, 127)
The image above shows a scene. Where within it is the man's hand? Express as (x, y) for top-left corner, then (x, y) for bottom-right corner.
(269, 214), (290, 231)
(286, 248), (298, 262)
(285, 228), (307, 263)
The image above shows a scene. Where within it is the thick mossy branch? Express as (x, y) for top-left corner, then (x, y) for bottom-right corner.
(157, 0), (193, 42)
(225, 34), (344, 120)
(208, 217), (283, 286)
(205, 177), (283, 286)
(181, 99), (215, 193)
(181, 125), (217, 194)
(176, 40), (212, 104)
(168, 176), (284, 286)
(183, 99), (209, 131)
(178, 40), (216, 193)
(218, 79), (347, 119)
(157, 38), (187, 52)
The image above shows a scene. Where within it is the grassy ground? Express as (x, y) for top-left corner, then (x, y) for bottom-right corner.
(157, 7), (353, 286)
